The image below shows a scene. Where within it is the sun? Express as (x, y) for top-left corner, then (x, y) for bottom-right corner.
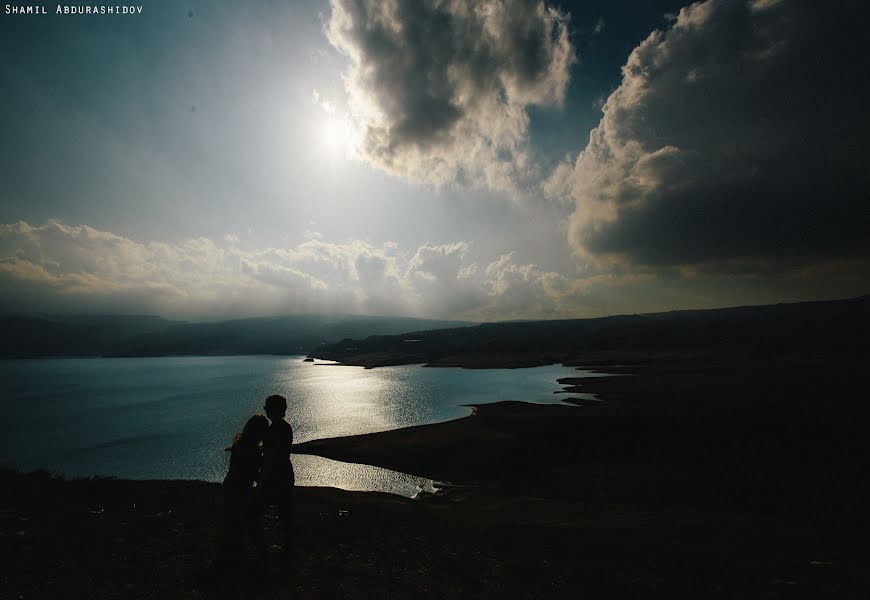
(319, 115), (358, 159)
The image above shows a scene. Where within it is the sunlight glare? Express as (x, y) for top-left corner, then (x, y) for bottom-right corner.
(319, 115), (358, 160)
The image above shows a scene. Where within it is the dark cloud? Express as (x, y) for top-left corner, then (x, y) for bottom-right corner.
(328, 0), (574, 190)
(551, 0), (870, 271)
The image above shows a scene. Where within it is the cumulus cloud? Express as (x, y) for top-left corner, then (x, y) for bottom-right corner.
(482, 252), (570, 317)
(405, 242), (488, 316)
(0, 220), (571, 320)
(551, 0), (870, 272)
(327, 0), (574, 191)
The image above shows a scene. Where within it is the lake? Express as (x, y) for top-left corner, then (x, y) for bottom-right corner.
(0, 356), (598, 496)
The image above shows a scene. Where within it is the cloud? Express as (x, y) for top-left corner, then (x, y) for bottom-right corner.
(482, 252), (570, 317)
(311, 89), (337, 115)
(592, 17), (604, 35)
(550, 0), (870, 273)
(0, 220), (572, 320)
(406, 242), (487, 316)
(327, 0), (574, 191)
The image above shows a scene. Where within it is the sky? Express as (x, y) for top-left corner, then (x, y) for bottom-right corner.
(1, 0), (868, 321)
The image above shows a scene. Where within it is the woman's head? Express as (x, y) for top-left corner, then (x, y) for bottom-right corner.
(235, 413), (268, 445)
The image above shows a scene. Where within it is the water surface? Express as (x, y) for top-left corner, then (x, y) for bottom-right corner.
(0, 356), (587, 496)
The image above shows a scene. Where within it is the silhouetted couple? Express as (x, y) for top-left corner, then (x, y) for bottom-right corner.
(216, 394), (295, 570)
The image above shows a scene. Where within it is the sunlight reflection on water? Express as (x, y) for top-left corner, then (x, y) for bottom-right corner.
(0, 356), (590, 496)
(293, 454), (439, 498)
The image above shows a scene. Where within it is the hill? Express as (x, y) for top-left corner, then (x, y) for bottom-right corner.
(0, 314), (472, 358)
(311, 295), (870, 367)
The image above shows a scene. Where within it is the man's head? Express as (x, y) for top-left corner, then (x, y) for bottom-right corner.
(264, 394), (287, 421)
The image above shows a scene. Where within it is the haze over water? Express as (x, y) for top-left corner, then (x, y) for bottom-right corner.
(0, 356), (589, 496)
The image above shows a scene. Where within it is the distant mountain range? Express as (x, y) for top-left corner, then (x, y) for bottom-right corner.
(4, 296), (868, 361)
(311, 296), (870, 368)
(0, 314), (472, 358)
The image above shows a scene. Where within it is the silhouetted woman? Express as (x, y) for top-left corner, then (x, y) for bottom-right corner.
(216, 414), (269, 568)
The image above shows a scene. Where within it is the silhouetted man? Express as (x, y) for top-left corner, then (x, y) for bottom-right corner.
(261, 394), (295, 557)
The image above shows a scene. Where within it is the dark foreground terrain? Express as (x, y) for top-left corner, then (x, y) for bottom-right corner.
(3, 347), (870, 599)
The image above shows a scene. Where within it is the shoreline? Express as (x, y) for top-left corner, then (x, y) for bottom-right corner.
(4, 350), (870, 597)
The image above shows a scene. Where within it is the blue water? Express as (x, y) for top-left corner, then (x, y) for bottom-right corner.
(0, 356), (592, 495)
